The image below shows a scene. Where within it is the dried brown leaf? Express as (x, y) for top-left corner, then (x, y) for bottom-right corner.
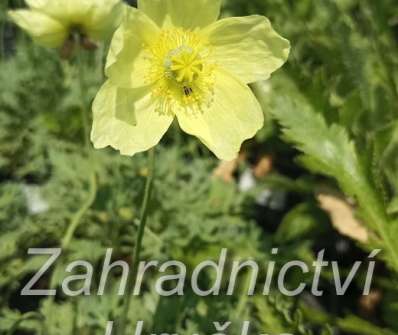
(317, 191), (369, 243)
(213, 159), (239, 183)
(253, 155), (273, 179)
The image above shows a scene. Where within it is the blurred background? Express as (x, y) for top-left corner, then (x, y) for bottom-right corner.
(1, 0), (398, 334)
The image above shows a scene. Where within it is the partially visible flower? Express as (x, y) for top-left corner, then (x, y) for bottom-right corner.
(8, 0), (125, 48)
(92, 0), (290, 161)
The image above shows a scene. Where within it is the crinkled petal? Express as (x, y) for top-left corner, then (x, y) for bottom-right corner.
(138, 0), (221, 29)
(105, 7), (160, 88)
(84, 0), (126, 41)
(25, 0), (86, 22)
(8, 9), (67, 48)
(176, 70), (264, 161)
(25, 0), (47, 9)
(65, 0), (96, 20)
(204, 15), (290, 84)
(27, 0), (125, 42)
(91, 81), (173, 156)
(25, 0), (60, 16)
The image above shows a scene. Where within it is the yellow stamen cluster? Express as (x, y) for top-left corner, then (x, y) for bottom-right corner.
(145, 28), (215, 115)
(169, 47), (203, 83)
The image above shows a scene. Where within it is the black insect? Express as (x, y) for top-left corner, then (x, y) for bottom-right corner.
(183, 86), (193, 96)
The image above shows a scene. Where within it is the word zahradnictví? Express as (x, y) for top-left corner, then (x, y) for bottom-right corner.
(21, 248), (381, 297)
(103, 320), (293, 335)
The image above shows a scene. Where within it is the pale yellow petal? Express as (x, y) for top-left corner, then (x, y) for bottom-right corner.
(25, 0), (47, 9)
(84, 0), (126, 41)
(204, 15), (290, 84)
(138, 0), (221, 29)
(26, 0), (125, 41)
(65, 0), (93, 20)
(91, 81), (173, 156)
(8, 9), (67, 48)
(25, 0), (76, 23)
(176, 70), (264, 161)
(105, 7), (160, 88)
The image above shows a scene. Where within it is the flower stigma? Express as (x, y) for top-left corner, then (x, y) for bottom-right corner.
(145, 28), (216, 115)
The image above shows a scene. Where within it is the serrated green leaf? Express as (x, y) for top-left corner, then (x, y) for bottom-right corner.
(263, 79), (398, 271)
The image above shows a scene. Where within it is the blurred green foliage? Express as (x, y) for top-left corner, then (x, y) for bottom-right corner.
(1, 0), (398, 334)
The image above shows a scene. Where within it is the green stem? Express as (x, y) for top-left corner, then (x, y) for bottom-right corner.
(61, 172), (97, 248)
(61, 38), (96, 249)
(118, 148), (156, 335)
(44, 39), (98, 335)
(74, 34), (89, 149)
(359, 187), (398, 272)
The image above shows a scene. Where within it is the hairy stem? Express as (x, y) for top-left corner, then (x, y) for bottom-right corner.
(61, 172), (97, 248)
(45, 41), (97, 335)
(61, 37), (96, 248)
(357, 185), (398, 272)
(118, 148), (156, 335)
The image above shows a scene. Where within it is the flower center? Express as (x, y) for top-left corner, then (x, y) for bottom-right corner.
(145, 29), (215, 115)
(165, 46), (203, 83)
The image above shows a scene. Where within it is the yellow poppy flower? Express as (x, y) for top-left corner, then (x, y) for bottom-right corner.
(8, 0), (125, 48)
(92, 0), (290, 160)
